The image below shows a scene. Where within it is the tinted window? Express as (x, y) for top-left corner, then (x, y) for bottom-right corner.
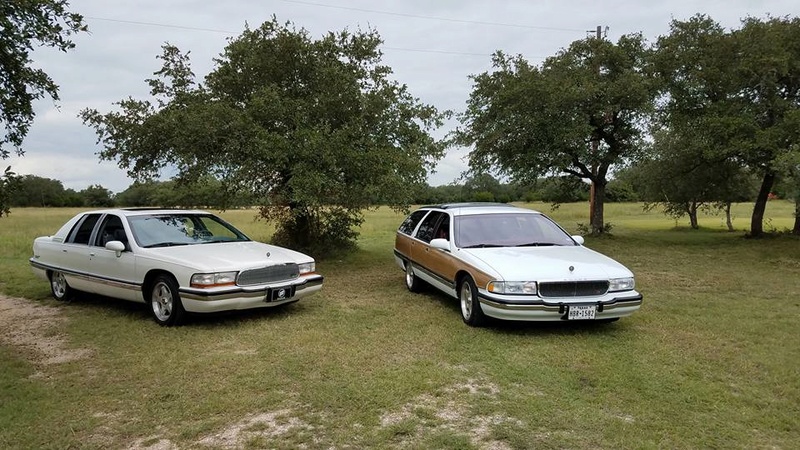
(67, 214), (101, 245)
(433, 214), (450, 241)
(398, 210), (428, 235)
(95, 214), (128, 249)
(416, 211), (444, 243)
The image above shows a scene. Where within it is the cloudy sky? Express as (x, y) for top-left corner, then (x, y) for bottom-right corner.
(8, 0), (798, 193)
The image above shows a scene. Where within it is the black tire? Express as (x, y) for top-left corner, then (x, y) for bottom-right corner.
(49, 270), (73, 302)
(404, 262), (424, 293)
(149, 275), (186, 327)
(459, 276), (486, 327)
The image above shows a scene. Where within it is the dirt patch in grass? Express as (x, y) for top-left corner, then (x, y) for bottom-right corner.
(380, 379), (522, 449)
(197, 409), (314, 448)
(0, 295), (92, 376)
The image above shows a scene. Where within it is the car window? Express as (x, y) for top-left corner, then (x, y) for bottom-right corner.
(398, 210), (428, 236)
(128, 214), (249, 248)
(415, 211), (444, 243)
(67, 214), (102, 245)
(94, 214), (128, 249)
(455, 213), (575, 248)
(433, 214), (450, 241)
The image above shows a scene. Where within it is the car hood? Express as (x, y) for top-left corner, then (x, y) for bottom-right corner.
(141, 241), (310, 271)
(461, 245), (633, 281)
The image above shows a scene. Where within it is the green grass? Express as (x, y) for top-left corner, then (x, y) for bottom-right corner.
(1, 202), (799, 448)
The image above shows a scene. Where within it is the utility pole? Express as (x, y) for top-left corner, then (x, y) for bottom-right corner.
(589, 25), (602, 231)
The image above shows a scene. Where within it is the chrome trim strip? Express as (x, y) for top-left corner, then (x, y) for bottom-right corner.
(29, 259), (142, 291)
(412, 264), (456, 290)
(478, 293), (643, 310)
(394, 249), (457, 290)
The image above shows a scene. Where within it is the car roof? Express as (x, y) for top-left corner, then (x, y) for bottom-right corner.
(80, 208), (211, 217)
(419, 203), (541, 216)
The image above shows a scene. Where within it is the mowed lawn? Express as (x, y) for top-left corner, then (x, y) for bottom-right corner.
(1, 202), (798, 449)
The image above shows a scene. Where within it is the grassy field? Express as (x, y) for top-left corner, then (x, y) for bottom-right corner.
(0, 202), (798, 449)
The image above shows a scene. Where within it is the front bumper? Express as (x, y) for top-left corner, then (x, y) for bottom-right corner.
(477, 290), (642, 322)
(179, 274), (324, 313)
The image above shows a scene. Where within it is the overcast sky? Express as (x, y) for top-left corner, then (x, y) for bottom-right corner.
(8, 0), (799, 193)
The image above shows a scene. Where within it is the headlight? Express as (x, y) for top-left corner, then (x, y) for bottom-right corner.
(190, 271), (238, 288)
(298, 262), (315, 275)
(609, 277), (635, 292)
(487, 281), (537, 295)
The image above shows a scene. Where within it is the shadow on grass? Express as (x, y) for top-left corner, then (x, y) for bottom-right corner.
(415, 285), (629, 336)
(57, 291), (308, 327)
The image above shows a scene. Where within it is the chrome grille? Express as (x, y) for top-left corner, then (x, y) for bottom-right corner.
(539, 281), (608, 298)
(237, 263), (299, 286)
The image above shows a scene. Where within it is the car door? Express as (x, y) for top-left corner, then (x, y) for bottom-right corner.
(411, 211), (447, 287)
(87, 214), (141, 302)
(57, 213), (103, 292)
(410, 211), (455, 292)
(395, 209), (429, 269)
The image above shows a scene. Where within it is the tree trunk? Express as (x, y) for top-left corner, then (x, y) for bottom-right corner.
(590, 180), (606, 235)
(688, 202), (699, 229)
(793, 198), (800, 235)
(725, 202), (734, 232)
(750, 171), (776, 237)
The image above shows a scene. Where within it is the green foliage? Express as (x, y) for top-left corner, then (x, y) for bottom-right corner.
(772, 146), (800, 234)
(12, 175), (72, 207)
(0, 166), (21, 217)
(0, 0), (87, 158)
(652, 15), (800, 236)
(79, 184), (114, 207)
(627, 130), (757, 228)
(81, 18), (445, 256)
(456, 34), (657, 234)
(537, 176), (590, 204)
(114, 180), (159, 207)
(605, 177), (639, 202)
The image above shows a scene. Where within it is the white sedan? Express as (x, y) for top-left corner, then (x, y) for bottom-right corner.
(394, 203), (642, 326)
(30, 209), (323, 326)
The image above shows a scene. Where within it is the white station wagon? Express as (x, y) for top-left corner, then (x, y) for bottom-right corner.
(394, 203), (642, 326)
(30, 209), (323, 326)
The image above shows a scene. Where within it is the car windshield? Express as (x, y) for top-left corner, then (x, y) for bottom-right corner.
(127, 214), (250, 248)
(454, 213), (576, 248)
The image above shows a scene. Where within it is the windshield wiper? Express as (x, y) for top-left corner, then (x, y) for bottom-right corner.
(515, 242), (559, 247)
(461, 243), (505, 249)
(199, 238), (235, 244)
(143, 242), (190, 248)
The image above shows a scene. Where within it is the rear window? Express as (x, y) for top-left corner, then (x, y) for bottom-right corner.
(398, 210), (428, 235)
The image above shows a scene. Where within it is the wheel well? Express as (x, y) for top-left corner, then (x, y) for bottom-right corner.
(455, 270), (472, 293)
(141, 270), (176, 301)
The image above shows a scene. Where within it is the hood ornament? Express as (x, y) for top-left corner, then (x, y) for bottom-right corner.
(266, 252), (271, 258)
(569, 265), (575, 272)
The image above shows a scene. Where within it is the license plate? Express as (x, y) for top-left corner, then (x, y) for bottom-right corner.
(568, 305), (596, 320)
(266, 287), (294, 302)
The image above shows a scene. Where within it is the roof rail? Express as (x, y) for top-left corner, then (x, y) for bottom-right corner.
(421, 202), (510, 210)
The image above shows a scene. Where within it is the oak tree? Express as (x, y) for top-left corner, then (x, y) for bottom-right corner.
(1, 0), (86, 158)
(81, 18), (445, 255)
(653, 15), (800, 236)
(456, 34), (656, 234)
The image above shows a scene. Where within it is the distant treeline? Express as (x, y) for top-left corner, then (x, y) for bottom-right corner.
(11, 169), (796, 209)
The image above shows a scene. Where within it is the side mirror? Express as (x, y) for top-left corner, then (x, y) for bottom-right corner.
(105, 240), (126, 257)
(571, 235), (585, 245)
(429, 238), (451, 252)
